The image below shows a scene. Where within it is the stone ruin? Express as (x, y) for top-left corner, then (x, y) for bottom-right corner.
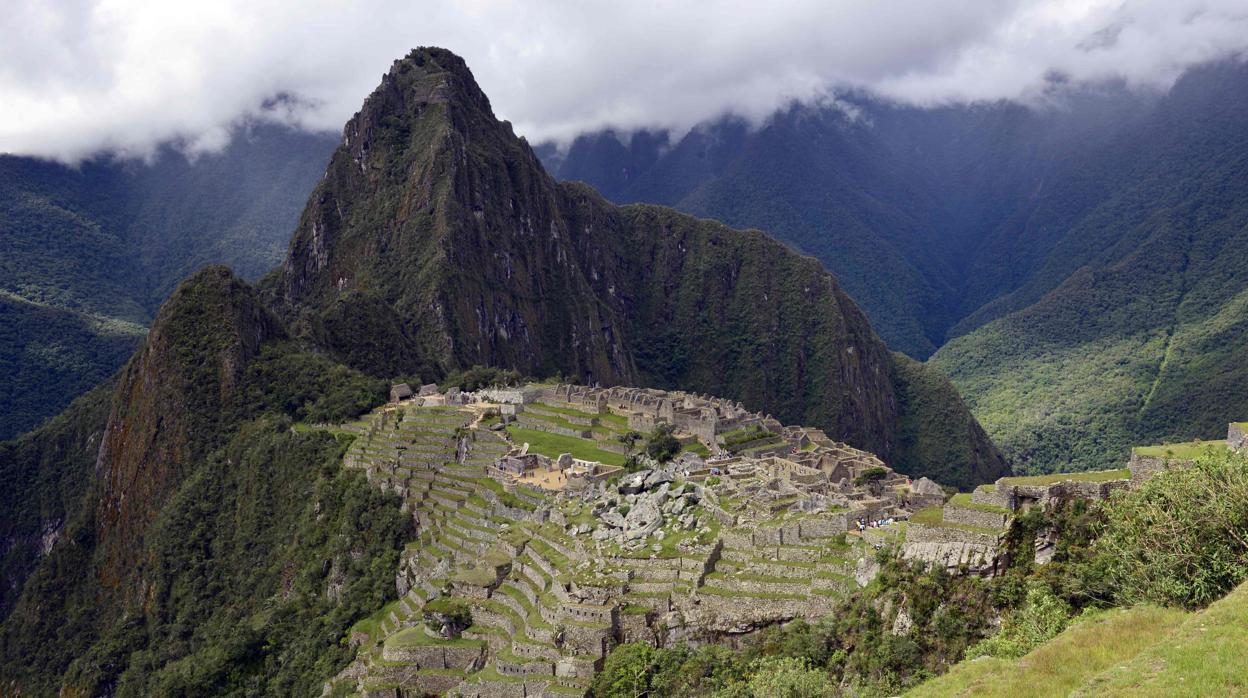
(902, 419), (1248, 576)
(325, 384), (951, 697)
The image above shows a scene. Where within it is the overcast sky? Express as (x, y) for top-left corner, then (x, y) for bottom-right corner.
(3, 0), (1247, 163)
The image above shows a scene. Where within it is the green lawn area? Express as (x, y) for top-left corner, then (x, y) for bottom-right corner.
(999, 468), (1131, 486)
(907, 580), (1248, 697)
(908, 505), (1001, 535)
(1074, 581), (1248, 696)
(385, 627), (485, 649)
(1132, 440), (1229, 460)
(505, 427), (627, 465)
(910, 506), (944, 526)
(948, 493), (1009, 515)
(683, 441), (710, 457)
(904, 605), (1187, 698)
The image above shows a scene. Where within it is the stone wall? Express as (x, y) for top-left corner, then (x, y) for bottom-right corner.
(380, 641), (484, 669)
(515, 414), (592, 439)
(409, 672), (464, 696)
(1229, 423), (1246, 451)
(1128, 454), (1179, 487)
(902, 523), (999, 574)
(970, 486), (1012, 510)
(942, 505), (1008, 530)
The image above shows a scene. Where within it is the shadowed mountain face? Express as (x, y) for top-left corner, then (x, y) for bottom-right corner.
(273, 47), (1007, 485)
(542, 61), (1248, 473)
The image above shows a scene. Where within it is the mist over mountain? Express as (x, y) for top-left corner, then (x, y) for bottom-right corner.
(0, 125), (337, 438)
(541, 59), (1248, 472)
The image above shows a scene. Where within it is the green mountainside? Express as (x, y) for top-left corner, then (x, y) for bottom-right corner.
(272, 48), (1005, 485)
(545, 62), (1248, 474)
(0, 268), (401, 695)
(0, 126), (337, 439)
(931, 63), (1248, 472)
(0, 48), (1008, 694)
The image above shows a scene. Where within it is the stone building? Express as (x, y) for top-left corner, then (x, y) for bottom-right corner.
(389, 383), (414, 402)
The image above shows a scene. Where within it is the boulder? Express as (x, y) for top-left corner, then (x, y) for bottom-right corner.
(619, 471), (651, 495)
(644, 470), (674, 489)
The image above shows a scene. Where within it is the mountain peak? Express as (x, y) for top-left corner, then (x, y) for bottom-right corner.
(271, 50), (1007, 486)
(351, 47), (498, 135)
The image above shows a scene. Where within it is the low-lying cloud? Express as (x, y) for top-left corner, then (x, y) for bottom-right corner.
(3, 0), (1247, 163)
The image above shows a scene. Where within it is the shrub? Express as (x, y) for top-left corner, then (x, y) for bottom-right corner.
(966, 580), (1071, 660)
(1094, 448), (1248, 609)
(712, 656), (836, 698)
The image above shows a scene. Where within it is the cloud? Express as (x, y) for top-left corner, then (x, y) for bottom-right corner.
(2, 0), (1247, 162)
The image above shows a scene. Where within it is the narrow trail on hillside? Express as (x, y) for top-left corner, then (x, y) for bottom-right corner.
(1139, 236), (1194, 417)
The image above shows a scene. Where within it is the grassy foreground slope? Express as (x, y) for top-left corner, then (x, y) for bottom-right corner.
(906, 581), (1248, 697)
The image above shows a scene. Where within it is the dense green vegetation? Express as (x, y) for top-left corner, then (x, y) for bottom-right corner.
(0, 126), (335, 439)
(61, 421), (408, 695)
(0, 270), (402, 695)
(0, 293), (143, 440)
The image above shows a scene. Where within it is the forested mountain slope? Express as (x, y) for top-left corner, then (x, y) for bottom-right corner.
(271, 47), (1006, 484)
(0, 125), (337, 439)
(544, 61), (1248, 473)
(0, 48), (1009, 694)
(932, 62), (1248, 472)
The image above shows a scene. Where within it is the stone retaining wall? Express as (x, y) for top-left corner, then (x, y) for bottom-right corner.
(562, 623), (613, 657)
(943, 505), (1008, 530)
(515, 415), (591, 439)
(1230, 423), (1246, 451)
(905, 522), (999, 548)
(380, 642), (484, 669)
(409, 672), (464, 696)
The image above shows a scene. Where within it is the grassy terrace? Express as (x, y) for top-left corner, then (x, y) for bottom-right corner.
(998, 468), (1131, 486)
(909, 506), (1002, 535)
(385, 627), (485, 649)
(505, 427), (627, 466)
(530, 401), (629, 430)
(908, 581), (1248, 697)
(947, 493), (1010, 515)
(1132, 440), (1228, 460)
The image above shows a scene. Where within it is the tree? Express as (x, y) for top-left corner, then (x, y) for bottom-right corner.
(713, 657), (836, 698)
(591, 643), (659, 698)
(645, 424), (681, 463)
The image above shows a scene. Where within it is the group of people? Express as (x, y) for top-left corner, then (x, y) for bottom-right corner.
(855, 516), (895, 532)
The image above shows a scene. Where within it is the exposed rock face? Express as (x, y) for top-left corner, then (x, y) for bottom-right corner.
(94, 266), (285, 589)
(275, 47), (1008, 484)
